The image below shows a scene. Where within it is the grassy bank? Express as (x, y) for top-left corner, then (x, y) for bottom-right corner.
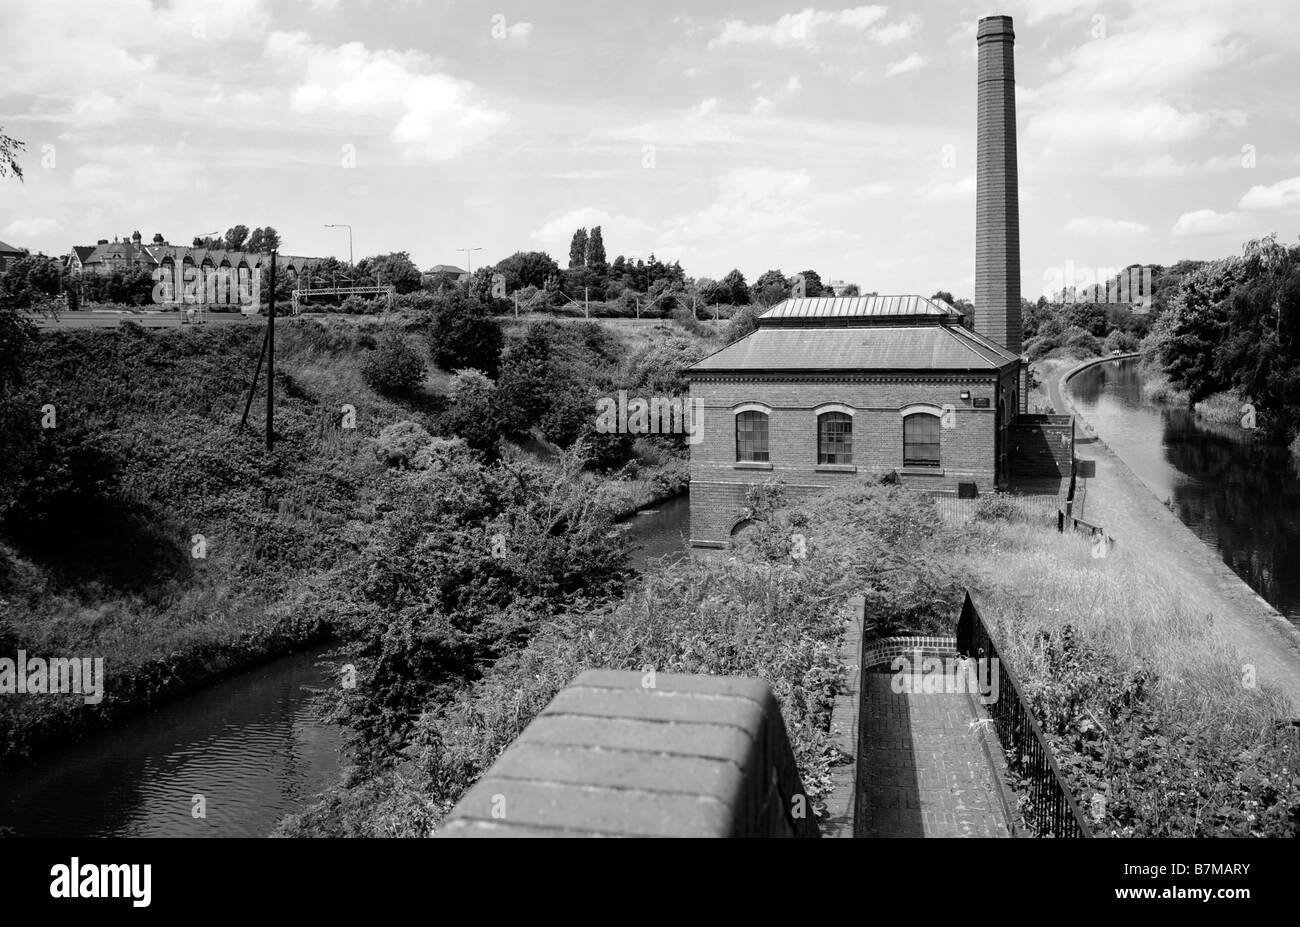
(0, 312), (707, 769)
(278, 478), (1299, 838)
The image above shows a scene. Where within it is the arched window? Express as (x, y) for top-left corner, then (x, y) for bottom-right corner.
(735, 410), (770, 462)
(903, 413), (940, 467)
(817, 411), (853, 464)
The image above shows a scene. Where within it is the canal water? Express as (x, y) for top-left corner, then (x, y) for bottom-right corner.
(1068, 358), (1300, 625)
(0, 495), (693, 838)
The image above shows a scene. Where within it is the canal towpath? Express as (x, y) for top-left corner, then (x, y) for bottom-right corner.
(1050, 355), (1300, 712)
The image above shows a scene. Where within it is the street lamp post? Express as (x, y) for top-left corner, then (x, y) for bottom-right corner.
(324, 224), (353, 266)
(458, 246), (482, 276)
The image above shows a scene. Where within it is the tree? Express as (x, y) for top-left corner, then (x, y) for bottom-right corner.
(568, 228), (589, 269)
(0, 126), (24, 180)
(152, 233), (166, 246)
(586, 226), (607, 270)
(439, 369), (503, 456)
(0, 255), (63, 309)
(429, 291), (504, 376)
(840, 283), (861, 296)
(793, 269), (825, 297)
(246, 227), (282, 254)
(358, 252), (422, 294)
(495, 251), (561, 292)
(753, 269), (790, 307)
(720, 268), (751, 305)
(362, 330), (426, 396)
(223, 225), (250, 251)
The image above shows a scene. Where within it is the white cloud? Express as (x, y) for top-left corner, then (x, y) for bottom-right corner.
(708, 7), (888, 50)
(1063, 216), (1150, 238)
(884, 53), (928, 78)
(870, 14), (922, 45)
(751, 96), (774, 116)
(2, 217), (59, 239)
(785, 75), (802, 94)
(1171, 209), (1243, 238)
(72, 164), (122, 188)
(915, 175), (975, 203)
(695, 97), (719, 116)
(531, 207), (652, 253)
(1239, 177), (1300, 210)
(503, 21), (533, 42)
(265, 31), (508, 162)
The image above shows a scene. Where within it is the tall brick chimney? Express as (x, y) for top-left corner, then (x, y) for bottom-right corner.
(974, 14), (1021, 355)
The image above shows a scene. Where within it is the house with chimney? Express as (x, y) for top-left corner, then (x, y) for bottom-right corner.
(685, 14), (1069, 548)
(65, 231), (322, 308)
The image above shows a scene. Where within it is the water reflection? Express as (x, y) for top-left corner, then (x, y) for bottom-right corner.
(620, 493), (691, 572)
(1069, 359), (1300, 623)
(0, 644), (342, 838)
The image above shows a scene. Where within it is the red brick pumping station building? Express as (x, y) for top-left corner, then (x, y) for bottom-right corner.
(685, 15), (1070, 549)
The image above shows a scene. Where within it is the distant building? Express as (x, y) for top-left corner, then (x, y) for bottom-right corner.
(65, 231), (321, 307)
(0, 239), (29, 273)
(685, 295), (1022, 547)
(423, 264), (470, 285)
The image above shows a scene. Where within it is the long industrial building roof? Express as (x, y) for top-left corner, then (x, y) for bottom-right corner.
(689, 295), (1019, 375)
(757, 295), (960, 322)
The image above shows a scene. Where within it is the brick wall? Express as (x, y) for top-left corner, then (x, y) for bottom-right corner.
(974, 14), (1021, 356)
(688, 373), (1008, 546)
(437, 669), (819, 838)
(1009, 414), (1074, 479)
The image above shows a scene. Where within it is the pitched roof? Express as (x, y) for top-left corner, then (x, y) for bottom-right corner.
(688, 323), (1019, 375)
(759, 295), (960, 323)
(71, 246), (96, 262)
(428, 264), (468, 275)
(0, 239), (26, 255)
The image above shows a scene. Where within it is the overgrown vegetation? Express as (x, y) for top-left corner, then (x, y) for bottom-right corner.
(1142, 235), (1300, 444)
(278, 478), (1297, 837)
(0, 308), (702, 767)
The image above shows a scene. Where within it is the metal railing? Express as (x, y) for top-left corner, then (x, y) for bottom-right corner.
(955, 591), (1093, 838)
(927, 491), (1062, 525)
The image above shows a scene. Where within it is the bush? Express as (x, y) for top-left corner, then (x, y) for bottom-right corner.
(724, 305), (760, 343)
(973, 493), (1025, 523)
(429, 292), (503, 377)
(439, 369), (504, 457)
(670, 305), (710, 338)
(1103, 329), (1139, 353)
(361, 331), (426, 396)
(373, 420), (436, 469)
(396, 291), (436, 313)
(1062, 326), (1102, 356)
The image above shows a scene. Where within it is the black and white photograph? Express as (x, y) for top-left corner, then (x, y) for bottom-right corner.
(0, 0), (1295, 908)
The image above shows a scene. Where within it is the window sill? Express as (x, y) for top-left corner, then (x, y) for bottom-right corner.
(814, 464), (857, 473)
(900, 467), (944, 477)
(733, 462), (773, 470)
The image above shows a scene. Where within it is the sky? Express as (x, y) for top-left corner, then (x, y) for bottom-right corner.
(2, 0), (1298, 300)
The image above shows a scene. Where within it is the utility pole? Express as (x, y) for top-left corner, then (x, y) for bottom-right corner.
(584, 287), (589, 318)
(266, 251), (277, 451)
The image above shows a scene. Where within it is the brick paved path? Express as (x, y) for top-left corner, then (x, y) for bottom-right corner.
(858, 674), (1011, 838)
